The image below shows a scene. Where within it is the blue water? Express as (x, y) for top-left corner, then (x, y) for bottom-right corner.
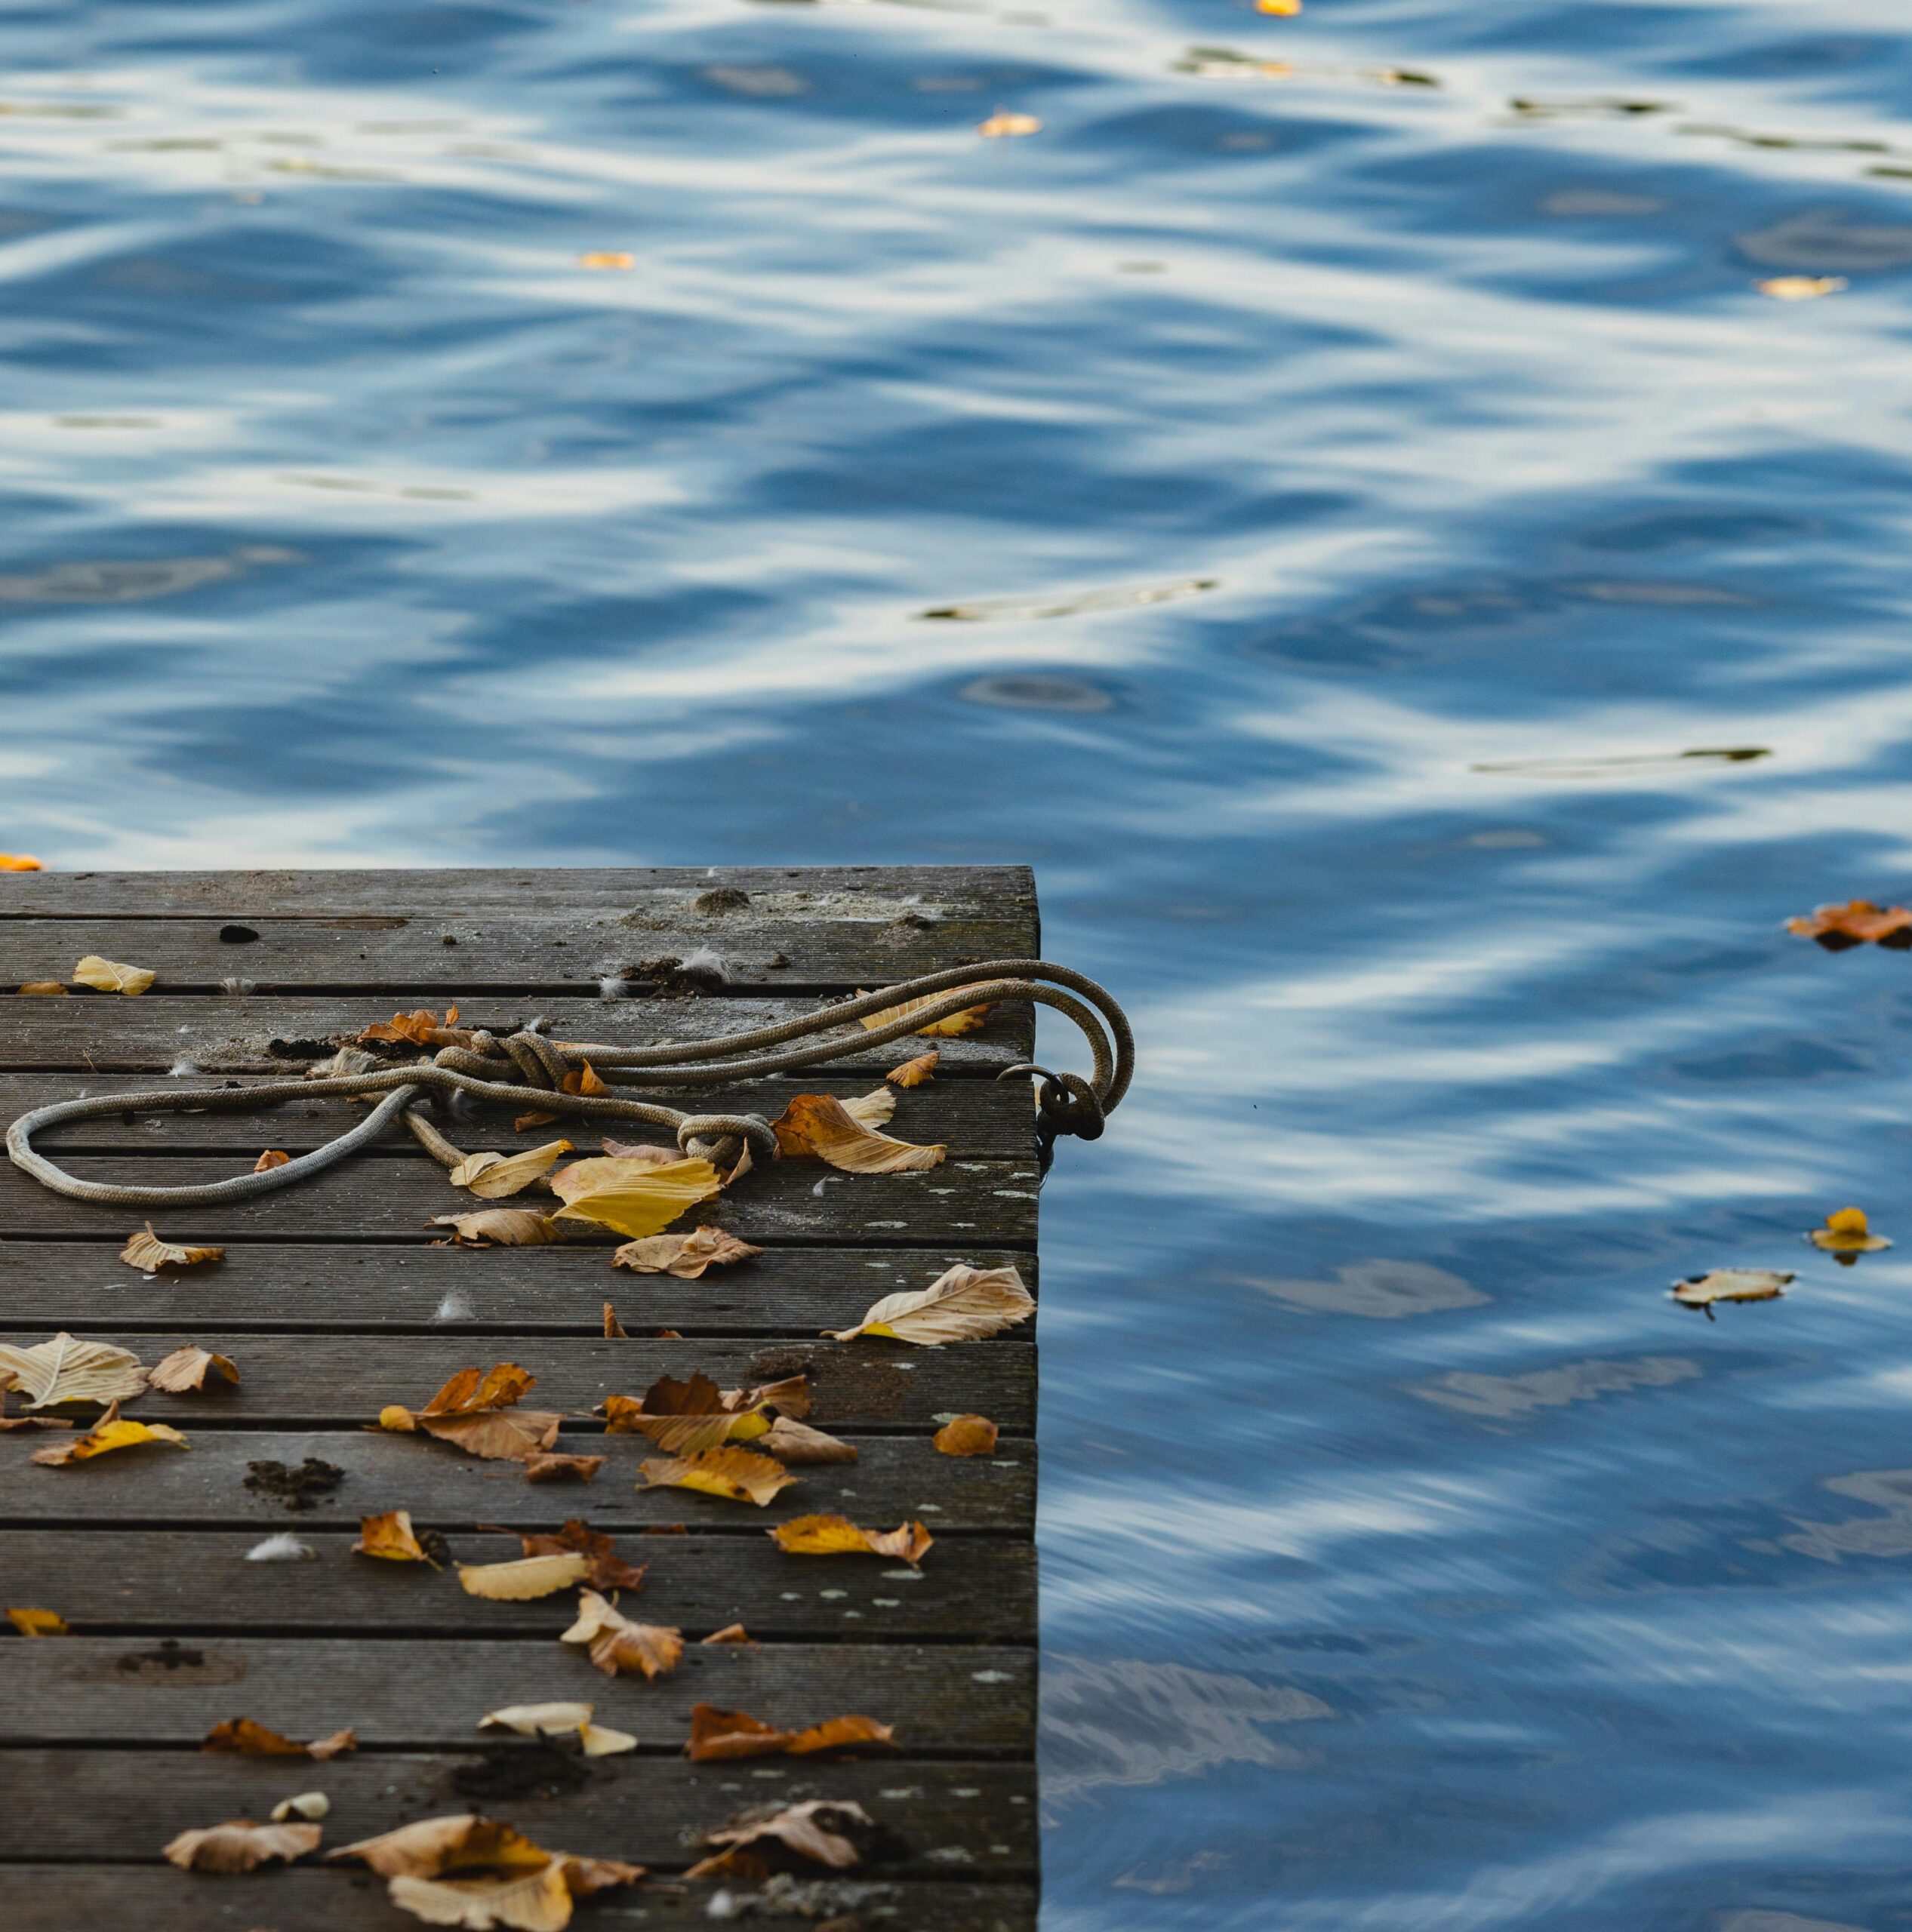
(8, 0), (1912, 1924)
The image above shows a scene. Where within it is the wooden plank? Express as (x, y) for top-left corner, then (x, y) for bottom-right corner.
(0, 1072), (1035, 1158)
(0, 994), (1030, 1072)
(0, 1869), (1039, 1932)
(0, 1427), (1034, 1527)
(0, 1241), (1039, 1335)
(0, 1751), (1036, 1872)
(0, 1155), (1042, 1245)
(0, 1638), (1036, 1749)
(0, 1531), (1034, 1638)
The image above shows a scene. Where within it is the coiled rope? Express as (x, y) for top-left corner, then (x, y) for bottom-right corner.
(6, 960), (1132, 1208)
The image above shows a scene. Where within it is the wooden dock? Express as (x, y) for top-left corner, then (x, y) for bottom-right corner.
(0, 867), (1042, 1931)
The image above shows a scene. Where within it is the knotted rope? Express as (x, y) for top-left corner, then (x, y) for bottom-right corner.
(6, 960), (1131, 1208)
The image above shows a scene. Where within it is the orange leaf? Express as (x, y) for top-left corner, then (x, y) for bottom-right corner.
(524, 1451), (605, 1483)
(203, 1718), (358, 1758)
(519, 1520), (648, 1592)
(769, 1093), (944, 1174)
(254, 1149), (291, 1172)
(1787, 900), (1912, 949)
(769, 1514), (933, 1564)
(700, 1623), (757, 1647)
(885, 1050), (939, 1088)
(639, 1445), (796, 1507)
(688, 1702), (894, 1762)
(933, 1414), (999, 1456)
(362, 1007), (459, 1044)
(578, 251), (635, 269)
(147, 1346), (239, 1394)
(976, 110), (1041, 138)
(16, 981), (66, 995)
(354, 1509), (436, 1564)
(603, 1301), (629, 1339)
(0, 853), (43, 871)
(6, 1607), (67, 1636)
(559, 1590), (683, 1678)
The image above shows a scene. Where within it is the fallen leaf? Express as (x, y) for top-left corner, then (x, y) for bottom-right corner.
(579, 251), (636, 269)
(1786, 900), (1912, 949)
(601, 1370), (802, 1454)
(0, 1333), (147, 1409)
(450, 1140), (574, 1198)
(859, 989), (995, 1036)
(120, 1223), (225, 1272)
(6, 1607), (67, 1636)
(639, 1444), (796, 1506)
(565, 1062), (610, 1097)
(1257, 0), (1301, 11)
(597, 1140), (685, 1165)
(1758, 275), (1847, 300)
(686, 1798), (874, 1877)
(458, 1552), (593, 1600)
(602, 1302), (629, 1338)
(74, 954), (155, 995)
(759, 1417), (857, 1465)
(355, 1509), (437, 1563)
(518, 1521), (648, 1592)
(31, 1401), (188, 1464)
(17, 981), (67, 995)
(548, 1155), (724, 1238)
(480, 1703), (638, 1758)
(1, 852), (43, 871)
(253, 1148), (291, 1171)
(688, 1703), (894, 1762)
(147, 1345), (239, 1393)
(886, 1050), (939, 1088)
(377, 1364), (565, 1463)
(840, 1086), (897, 1128)
(164, 1818), (322, 1873)
(430, 1208), (565, 1247)
(203, 1718), (357, 1758)
(933, 1414), (999, 1456)
(770, 1514), (933, 1565)
(273, 1792), (332, 1821)
(362, 1007), (460, 1044)
(770, 1094), (945, 1174)
(976, 109), (1041, 137)
(525, 1451), (605, 1484)
(0, 1392), (73, 1432)
(1671, 1268), (1793, 1318)
(611, 1226), (765, 1278)
(560, 1590), (684, 1678)
(830, 1262), (1033, 1344)
(1809, 1206), (1892, 1263)
(701, 1623), (757, 1646)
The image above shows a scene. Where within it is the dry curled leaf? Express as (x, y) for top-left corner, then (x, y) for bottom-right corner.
(830, 1262), (1033, 1344)
(611, 1226), (765, 1278)
(74, 953), (154, 995)
(120, 1223), (225, 1272)
(841, 1087), (896, 1128)
(976, 109), (1041, 137)
(16, 980), (66, 994)
(1, 852), (43, 871)
(600, 1370), (805, 1454)
(449, 1140), (575, 1198)
(525, 1451), (605, 1484)
(147, 1345), (239, 1393)
(701, 1623), (757, 1647)
(518, 1521), (648, 1592)
(639, 1444), (796, 1506)
(759, 1417), (857, 1465)
(770, 1093), (944, 1174)
(597, 1139), (685, 1165)
(6, 1607), (68, 1636)
(859, 989), (995, 1036)
(688, 1703), (894, 1762)
(202, 1718), (357, 1758)
(1670, 1268), (1793, 1318)
(886, 1050), (939, 1088)
(362, 1006), (460, 1044)
(934, 1414), (999, 1456)
(355, 1509), (437, 1564)
(1786, 900), (1912, 949)
(274, 1792), (332, 1821)
(430, 1208), (565, 1247)
(31, 1401), (188, 1464)
(165, 1818), (321, 1872)
(1809, 1206), (1892, 1263)
(1758, 275), (1846, 300)
(548, 1155), (723, 1238)
(480, 1703), (636, 1757)
(602, 1301), (628, 1339)
(0, 1333), (147, 1409)
(770, 1514), (933, 1565)
(253, 1148), (291, 1171)
(560, 1589), (684, 1678)
(686, 1798), (874, 1877)
(458, 1552), (593, 1600)
(380, 1364), (564, 1463)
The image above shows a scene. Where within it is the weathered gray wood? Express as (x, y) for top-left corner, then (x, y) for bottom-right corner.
(0, 1531), (1034, 1637)
(0, 1869), (1039, 1932)
(0, 994), (1030, 1072)
(0, 1241), (1038, 1335)
(0, 1155), (1042, 1244)
(0, 1337), (1034, 1429)
(0, 1638), (1036, 1749)
(0, 1427), (1033, 1528)
(0, 1072), (1036, 1158)
(0, 1751), (1036, 1872)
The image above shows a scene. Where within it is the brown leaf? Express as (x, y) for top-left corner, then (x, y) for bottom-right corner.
(599, 1371), (805, 1454)
(423, 1363), (536, 1414)
(16, 981), (66, 995)
(769, 1094), (944, 1174)
(933, 1414), (999, 1456)
(202, 1718), (358, 1758)
(420, 1409), (563, 1462)
(74, 954), (155, 995)
(525, 1451), (605, 1484)
(430, 1208), (565, 1247)
(354, 1509), (436, 1563)
(830, 1263), (1033, 1344)
(0, 1334), (147, 1409)
(0, 1384), (73, 1432)
(637, 1445), (797, 1506)
(559, 1589), (684, 1678)
(611, 1226), (765, 1278)
(146, 1345), (239, 1393)
(254, 1149), (291, 1171)
(1787, 900), (1912, 949)
(700, 1623), (757, 1647)
(362, 1007), (460, 1044)
(770, 1514), (932, 1565)
(6, 1607), (67, 1636)
(164, 1818), (321, 1872)
(458, 1552), (592, 1599)
(30, 1402), (189, 1465)
(886, 1050), (940, 1088)
(759, 1417), (857, 1465)
(120, 1223), (225, 1272)
(597, 1139), (684, 1165)
(688, 1703), (894, 1762)
(602, 1301), (629, 1339)
(519, 1521), (648, 1592)
(686, 1798), (873, 1876)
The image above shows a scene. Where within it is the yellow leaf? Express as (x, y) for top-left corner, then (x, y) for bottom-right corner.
(120, 1223), (225, 1271)
(578, 251), (636, 269)
(16, 981), (66, 995)
(639, 1445), (796, 1507)
(977, 110), (1041, 137)
(933, 1414), (999, 1456)
(886, 1050), (939, 1088)
(559, 1589), (685, 1678)
(479, 1703), (637, 1756)
(0, 852), (43, 870)
(203, 1718), (357, 1757)
(547, 1155), (722, 1238)
(858, 989), (995, 1036)
(770, 1513), (932, 1564)
(830, 1262), (1033, 1344)
(147, 1345), (239, 1393)
(1670, 1269), (1792, 1318)
(0, 1333), (147, 1409)
(1809, 1207), (1892, 1259)
(354, 1509), (436, 1563)
(457, 1552), (592, 1600)
(30, 1404), (188, 1464)
(770, 1093), (944, 1174)
(73, 953), (154, 995)
(430, 1208), (565, 1246)
(1758, 275), (1846, 300)
(164, 1818), (322, 1872)
(450, 1139), (574, 1198)
(254, 1149), (291, 1171)
(6, 1607), (67, 1635)
(611, 1226), (763, 1278)
(1257, 0), (1301, 10)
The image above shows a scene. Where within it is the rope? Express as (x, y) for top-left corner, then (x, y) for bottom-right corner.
(5, 960), (1131, 1208)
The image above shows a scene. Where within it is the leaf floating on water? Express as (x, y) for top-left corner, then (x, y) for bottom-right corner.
(920, 577), (1216, 621)
(685, 1798), (875, 1877)
(164, 1818), (322, 1873)
(1786, 900), (1912, 949)
(519, 1520), (648, 1592)
(31, 1401), (188, 1464)
(1256, 0), (1301, 11)
(73, 953), (153, 995)
(430, 1208), (566, 1247)
(1670, 1268), (1793, 1318)
(1470, 747), (1771, 776)
(977, 109), (1041, 137)
(355, 1509), (437, 1564)
(688, 1702), (895, 1762)
(560, 1589), (685, 1678)
(16, 981), (66, 994)
(770, 1093), (945, 1174)
(548, 1155), (723, 1238)
(639, 1445), (797, 1507)
(857, 989), (995, 1037)
(770, 1514), (933, 1565)
(203, 1718), (357, 1758)
(0, 1333), (147, 1409)
(458, 1552), (593, 1600)
(933, 1414), (999, 1456)
(1758, 275), (1847, 299)
(120, 1223), (225, 1271)
(254, 1149), (291, 1171)
(611, 1226), (765, 1278)
(449, 1139), (574, 1198)
(578, 251), (636, 269)
(0, 852), (42, 871)
(830, 1262), (1033, 1344)
(886, 1050), (940, 1088)
(1809, 1206), (1892, 1264)
(147, 1345), (239, 1393)
(6, 1607), (67, 1635)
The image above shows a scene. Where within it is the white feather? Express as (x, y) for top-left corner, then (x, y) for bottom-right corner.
(245, 1534), (316, 1563)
